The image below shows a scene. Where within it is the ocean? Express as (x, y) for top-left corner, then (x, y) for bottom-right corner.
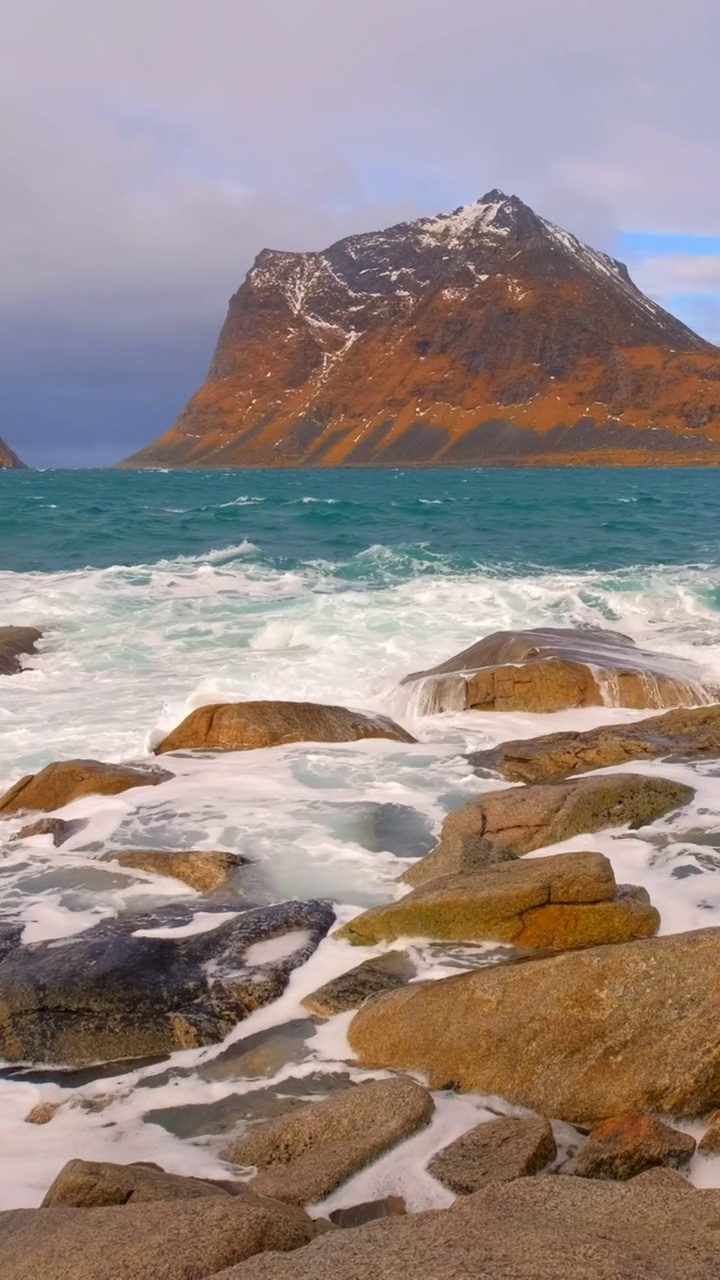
(2, 465), (720, 1208)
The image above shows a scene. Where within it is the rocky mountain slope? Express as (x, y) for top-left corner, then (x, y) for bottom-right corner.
(123, 191), (720, 468)
(0, 436), (25, 468)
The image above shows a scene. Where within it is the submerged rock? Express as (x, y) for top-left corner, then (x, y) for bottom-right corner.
(0, 758), (173, 815)
(301, 951), (416, 1016)
(336, 852), (659, 950)
(569, 1115), (696, 1180)
(211, 1170), (720, 1280)
(0, 900), (334, 1066)
(401, 627), (713, 714)
(154, 700), (415, 754)
(469, 702), (720, 784)
(402, 772), (692, 888)
(15, 816), (76, 846)
(428, 1116), (557, 1194)
(102, 849), (248, 893)
(222, 1076), (434, 1204)
(0, 625), (42, 676)
(347, 926), (720, 1123)
(328, 1197), (407, 1228)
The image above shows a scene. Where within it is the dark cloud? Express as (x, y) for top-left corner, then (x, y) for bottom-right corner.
(2, 0), (719, 464)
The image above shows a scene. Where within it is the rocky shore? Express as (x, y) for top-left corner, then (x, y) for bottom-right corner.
(2, 625), (720, 1277)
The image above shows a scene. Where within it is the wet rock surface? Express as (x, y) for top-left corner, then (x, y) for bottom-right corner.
(154, 700), (415, 754)
(0, 899), (334, 1065)
(0, 758), (173, 816)
(101, 848), (249, 893)
(222, 1076), (434, 1204)
(338, 851), (659, 950)
(348, 926), (720, 1124)
(0, 626), (42, 677)
(402, 772), (693, 888)
(302, 951), (416, 1016)
(470, 702), (720, 783)
(402, 628), (713, 714)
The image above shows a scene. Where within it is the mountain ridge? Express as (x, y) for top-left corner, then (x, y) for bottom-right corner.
(122, 191), (720, 469)
(0, 437), (26, 469)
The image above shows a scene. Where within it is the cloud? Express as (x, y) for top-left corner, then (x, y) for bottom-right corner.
(2, 0), (719, 463)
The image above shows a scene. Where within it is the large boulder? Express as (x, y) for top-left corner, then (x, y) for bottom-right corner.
(221, 1076), (434, 1204)
(102, 849), (248, 893)
(335, 852), (659, 950)
(569, 1116), (696, 1181)
(0, 626), (42, 676)
(0, 1195), (318, 1280)
(347, 927), (720, 1124)
(402, 773), (692, 888)
(0, 900), (334, 1066)
(41, 1159), (243, 1207)
(155, 700), (415, 754)
(401, 628), (713, 714)
(428, 1116), (556, 1194)
(209, 1171), (720, 1280)
(470, 702), (720, 784)
(0, 759), (172, 815)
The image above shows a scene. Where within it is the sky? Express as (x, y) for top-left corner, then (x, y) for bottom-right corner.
(2, 0), (720, 467)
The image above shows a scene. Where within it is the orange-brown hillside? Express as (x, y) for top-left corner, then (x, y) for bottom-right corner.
(122, 192), (720, 468)
(0, 436), (25, 469)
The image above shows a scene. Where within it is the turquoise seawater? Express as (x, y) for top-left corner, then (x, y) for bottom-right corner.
(2, 467), (720, 574)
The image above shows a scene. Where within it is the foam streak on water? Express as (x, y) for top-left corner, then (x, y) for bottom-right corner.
(2, 467), (720, 1205)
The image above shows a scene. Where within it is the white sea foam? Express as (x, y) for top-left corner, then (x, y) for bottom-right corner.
(3, 550), (720, 1204)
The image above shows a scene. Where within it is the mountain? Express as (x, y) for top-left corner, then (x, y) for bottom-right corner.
(0, 437), (26, 469)
(123, 191), (720, 468)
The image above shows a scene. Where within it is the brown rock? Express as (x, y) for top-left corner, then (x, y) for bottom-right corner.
(470, 702), (720, 784)
(103, 849), (247, 893)
(15, 817), (74, 846)
(402, 772), (692, 889)
(337, 851), (659, 950)
(428, 1116), (557, 1193)
(328, 1196), (406, 1227)
(699, 1110), (720, 1155)
(0, 626), (41, 676)
(402, 629), (712, 714)
(347, 926), (720, 1124)
(0, 1194), (318, 1280)
(207, 1169), (720, 1280)
(25, 1102), (62, 1125)
(301, 952), (416, 1017)
(570, 1115), (696, 1180)
(42, 1159), (236, 1207)
(154, 700), (415, 755)
(222, 1076), (434, 1204)
(0, 759), (173, 816)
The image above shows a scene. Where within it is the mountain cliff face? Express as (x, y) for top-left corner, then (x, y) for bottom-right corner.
(123, 191), (720, 468)
(0, 437), (25, 469)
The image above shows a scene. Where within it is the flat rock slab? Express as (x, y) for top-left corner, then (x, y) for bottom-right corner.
(155, 700), (415, 754)
(401, 627), (712, 714)
(402, 772), (693, 889)
(428, 1116), (557, 1193)
(570, 1115), (696, 1180)
(222, 1075), (434, 1204)
(0, 758), (173, 815)
(348, 926), (720, 1124)
(302, 951), (416, 1016)
(470, 703), (720, 784)
(337, 851), (659, 950)
(0, 900), (334, 1066)
(210, 1170), (720, 1280)
(102, 848), (248, 893)
(0, 626), (42, 676)
(0, 1195), (318, 1280)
